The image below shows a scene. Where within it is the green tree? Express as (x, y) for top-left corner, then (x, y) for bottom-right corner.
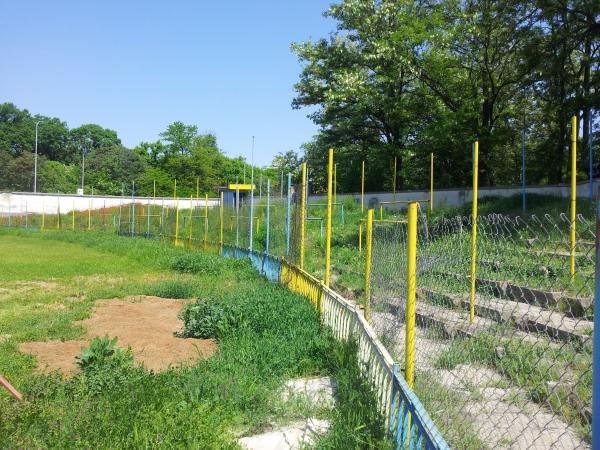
(70, 124), (121, 155)
(38, 161), (79, 193)
(85, 145), (146, 195)
(271, 150), (300, 174)
(159, 121), (198, 157)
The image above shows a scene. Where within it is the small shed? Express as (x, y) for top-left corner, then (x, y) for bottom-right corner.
(217, 183), (256, 208)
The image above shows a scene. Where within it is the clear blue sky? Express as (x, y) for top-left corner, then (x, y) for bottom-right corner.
(0, 1), (335, 166)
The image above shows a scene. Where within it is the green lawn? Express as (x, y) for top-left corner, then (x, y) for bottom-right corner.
(0, 229), (386, 449)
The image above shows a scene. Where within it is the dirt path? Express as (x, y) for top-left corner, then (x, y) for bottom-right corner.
(19, 295), (216, 373)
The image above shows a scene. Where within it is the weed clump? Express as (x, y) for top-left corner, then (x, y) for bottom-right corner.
(147, 280), (197, 299)
(76, 336), (133, 372)
(170, 253), (221, 275)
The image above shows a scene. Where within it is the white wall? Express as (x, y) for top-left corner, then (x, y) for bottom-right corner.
(2, 179), (597, 215)
(307, 179), (600, 211)
(0, 192), (219, 215)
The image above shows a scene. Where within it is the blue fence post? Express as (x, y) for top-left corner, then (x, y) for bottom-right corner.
(306, 167), (310, 209)
(522, 128), (526, 212)
(266, 178), (270, 255)
(594, 190), (600, 450)
(146, 197), (151, 238)
(161, 199), (165, 236)
(250, 159), (255, 252)
(590, 112), (594, 202)
(286, 173), (291, 258)
(118, 198), (122, 234)
(131, 181), (135, 236)
(235, 177), (240, 247)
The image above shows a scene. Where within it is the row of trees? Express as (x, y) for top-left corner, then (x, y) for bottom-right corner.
(0, 103), (300, 196)
(293, 0), (599, 193)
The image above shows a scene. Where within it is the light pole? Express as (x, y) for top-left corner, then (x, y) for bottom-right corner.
(34, 121), (41, 192)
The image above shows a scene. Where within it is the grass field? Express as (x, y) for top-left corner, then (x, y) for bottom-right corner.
(0, 229), (386, 449)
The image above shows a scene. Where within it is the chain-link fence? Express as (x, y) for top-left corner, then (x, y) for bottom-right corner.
(1, 187), (596, 449)
(370, 205), (594, 449)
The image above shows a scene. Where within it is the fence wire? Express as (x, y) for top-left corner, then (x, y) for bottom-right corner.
(370, 207), (593, 449)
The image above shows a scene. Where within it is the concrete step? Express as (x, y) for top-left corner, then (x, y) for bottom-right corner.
(418, 288), (593, 345)
(238, 418), (330, 450)
(431, 271), (592, 317)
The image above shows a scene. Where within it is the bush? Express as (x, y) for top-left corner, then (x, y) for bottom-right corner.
(76, 336), (133, 373)
(178, 300), (229, 339)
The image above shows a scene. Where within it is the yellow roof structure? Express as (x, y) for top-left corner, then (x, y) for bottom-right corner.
(228, 183), (255, 191)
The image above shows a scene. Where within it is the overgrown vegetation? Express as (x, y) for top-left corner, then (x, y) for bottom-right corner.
(0, 229), (386, 448)
(434, 334), (592, 442)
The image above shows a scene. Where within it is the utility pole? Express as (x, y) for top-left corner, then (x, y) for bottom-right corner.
(81, 142), (87, 193)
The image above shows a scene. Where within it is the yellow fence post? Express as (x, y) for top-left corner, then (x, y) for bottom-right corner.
(87, 200), (91, 231)
(173, 178), (177, 199)
(175, 198), (180, 246)
(220, 191), (224, 247)
(430, 152), (434, 213)
(153, 179), (156, 199)
(405, 201), (418, 388)
(470, 141), (479, 323)
(300, 162), (307, 270)
(188, 195), (193, 244)
(364, 209), (373, 321)
(196, 177), (200, 200)
(570, 115), (577, 279)
(325, 149), (333, 288)
(204, 193), (208, 245)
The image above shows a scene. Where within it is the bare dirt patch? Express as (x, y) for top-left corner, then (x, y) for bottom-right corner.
(15, 280), (60, 290)
(19, 295), (216, 374)
(0, 281), (61, 300)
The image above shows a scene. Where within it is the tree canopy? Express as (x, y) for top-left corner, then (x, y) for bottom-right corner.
(292, 0), (599, 192)
(0, 103), (287, 196)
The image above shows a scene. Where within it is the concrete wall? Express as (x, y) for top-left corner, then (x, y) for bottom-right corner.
(307, 179), (600, 211)
(0, 192), (219, 215)
(2, 178), (597, 215)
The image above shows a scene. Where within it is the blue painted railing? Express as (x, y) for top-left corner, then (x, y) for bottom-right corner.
(221, 245), (450, 450)
(221, 245), (281, 282)
(390, 365), (450, 450)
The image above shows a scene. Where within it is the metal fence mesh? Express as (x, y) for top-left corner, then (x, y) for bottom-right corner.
(370, 207), (593, 449)
(1, 191), (596, 449)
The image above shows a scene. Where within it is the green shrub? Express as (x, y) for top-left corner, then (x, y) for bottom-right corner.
(76, 336), (133, 373)
(178, 300), (229, 339)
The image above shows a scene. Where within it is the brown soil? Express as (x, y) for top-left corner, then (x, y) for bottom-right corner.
(19, 295), (216, 374)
